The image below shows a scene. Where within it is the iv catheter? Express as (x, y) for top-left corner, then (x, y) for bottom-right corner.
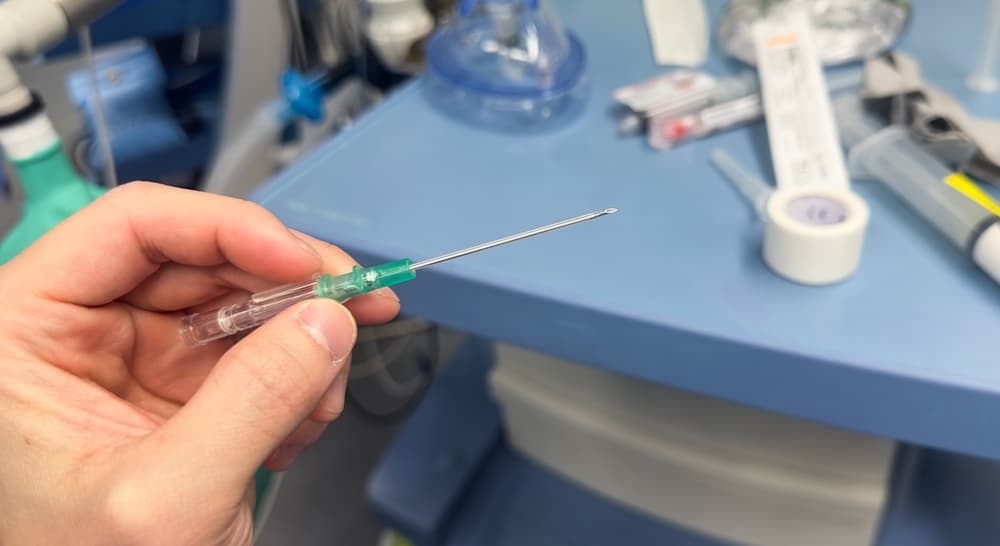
(180, 208), (618, 346)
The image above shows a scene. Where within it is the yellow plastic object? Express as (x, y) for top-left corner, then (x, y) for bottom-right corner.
(945, 172), (1000, 217)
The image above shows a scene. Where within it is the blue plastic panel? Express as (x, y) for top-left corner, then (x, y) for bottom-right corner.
(256, 0), (1000, 459)
(45, 0), (229, 58)
(66, 42), (191, 182)
(366, 338), (500, 546)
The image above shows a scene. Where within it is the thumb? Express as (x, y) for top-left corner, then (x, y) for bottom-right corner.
(150, 299), (356, 488)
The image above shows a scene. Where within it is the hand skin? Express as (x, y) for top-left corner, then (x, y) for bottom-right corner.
(0, 182), (400, 545)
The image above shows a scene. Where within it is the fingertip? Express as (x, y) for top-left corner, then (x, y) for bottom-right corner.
(264, 445), (302, 472)
(231, 225), (322, 281)
(213, 203), (322, 282)
(295, 299), (358, 364)
(264, 460), (289, 473)
(310, 369), (349, 422)
(343, 290), (401, 326)
(264, 417), (328, 469)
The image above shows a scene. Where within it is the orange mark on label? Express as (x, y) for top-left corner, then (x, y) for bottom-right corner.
(766, 32), (798, 47)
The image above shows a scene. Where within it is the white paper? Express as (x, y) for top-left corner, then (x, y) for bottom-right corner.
(643, 0), (709, 67)
(753, 12), (850, 190)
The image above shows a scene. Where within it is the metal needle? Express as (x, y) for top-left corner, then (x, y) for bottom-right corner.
(410, 208), (618, 271)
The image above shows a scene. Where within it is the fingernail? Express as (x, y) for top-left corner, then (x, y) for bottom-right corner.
(331, 369), (348, 400)
(314, 368), (349, 422)
(297, 301), (356, 362)
(288, 230), (320, 261)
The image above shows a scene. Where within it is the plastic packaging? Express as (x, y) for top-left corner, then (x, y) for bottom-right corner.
(648, 94), (761, 150)
(424, 0), (587, 131)
(616, 72), (757, 135)
(648, 69), (863, 151)
(718, 0), (910, 66)
(613, 70), (716, 116)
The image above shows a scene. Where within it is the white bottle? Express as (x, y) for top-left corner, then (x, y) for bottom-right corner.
(363, 0), (434, 73)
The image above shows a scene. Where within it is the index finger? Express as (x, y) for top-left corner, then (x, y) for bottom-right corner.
(12, 182), (322, 306)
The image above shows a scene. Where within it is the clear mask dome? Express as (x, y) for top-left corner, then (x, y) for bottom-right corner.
(424, 0), (587, 131)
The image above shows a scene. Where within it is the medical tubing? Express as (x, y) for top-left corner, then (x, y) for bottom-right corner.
(710, 148), (773, 219)
(202, 100), (287, 196)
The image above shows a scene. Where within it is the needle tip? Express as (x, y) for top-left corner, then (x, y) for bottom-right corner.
(604, 208), (618, 214)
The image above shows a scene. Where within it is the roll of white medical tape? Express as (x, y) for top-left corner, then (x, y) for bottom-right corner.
(762, 186), (869, 285)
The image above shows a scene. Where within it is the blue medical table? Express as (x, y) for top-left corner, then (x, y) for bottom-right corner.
(253, 0), (1000, 543)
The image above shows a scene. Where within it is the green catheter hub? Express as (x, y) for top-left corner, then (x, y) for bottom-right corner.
(180, 208), (617, 346)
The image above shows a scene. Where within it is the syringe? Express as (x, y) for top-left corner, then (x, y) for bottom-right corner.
(834, 95), (1000, 285)
(179, 208), (618, 346)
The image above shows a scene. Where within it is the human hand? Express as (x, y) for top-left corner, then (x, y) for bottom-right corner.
(0, 182), (400, 545)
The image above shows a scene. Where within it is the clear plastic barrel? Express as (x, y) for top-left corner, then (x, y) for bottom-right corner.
(179, 277), (320, 346)
(835, 96), (994, 251)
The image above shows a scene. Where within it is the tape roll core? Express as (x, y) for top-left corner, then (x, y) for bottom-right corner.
(763, 186), (869, 285)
